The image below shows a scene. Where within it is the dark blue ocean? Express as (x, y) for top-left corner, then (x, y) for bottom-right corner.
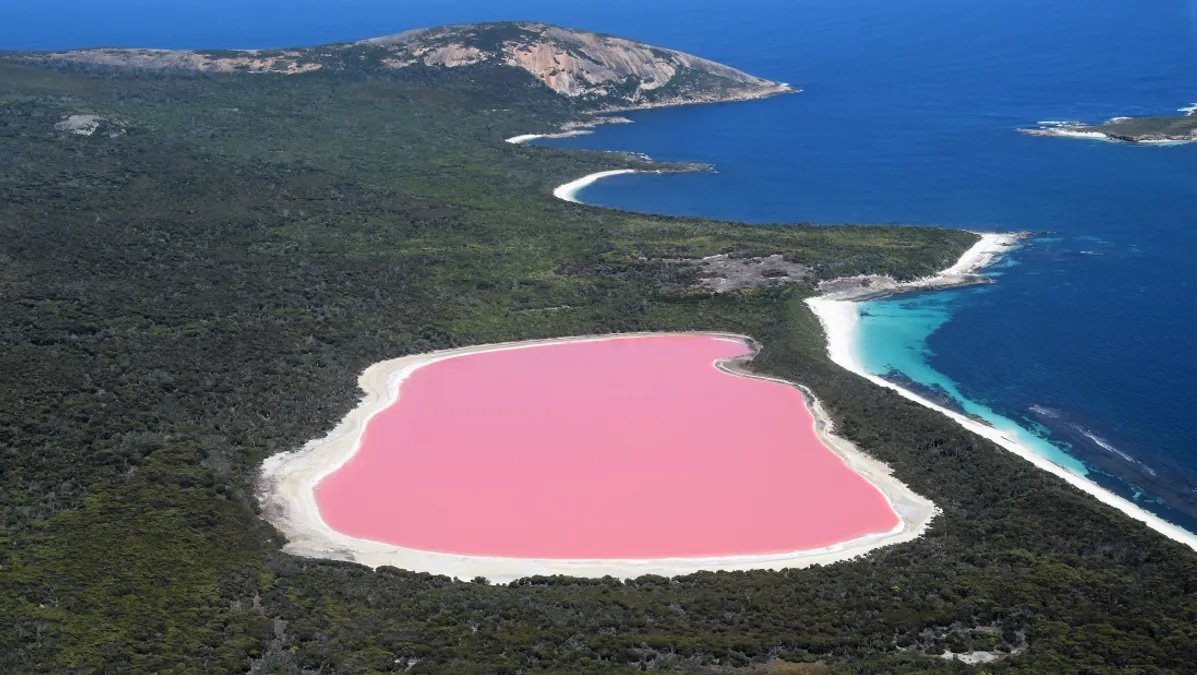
(7, 0), (1197, 532)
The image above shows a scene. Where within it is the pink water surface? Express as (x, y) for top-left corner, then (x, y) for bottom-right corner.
(315, 335), (899, 559)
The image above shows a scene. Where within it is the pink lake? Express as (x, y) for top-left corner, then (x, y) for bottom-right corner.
(315, 335), (899, 559)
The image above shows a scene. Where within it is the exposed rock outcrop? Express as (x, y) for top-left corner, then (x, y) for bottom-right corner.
(1020, 115), (1197, 144)
(54, 113), (128, 138)
(693, 254), (812, 293)
(28, 22), (793, 112)
(363, 23), (792, 109)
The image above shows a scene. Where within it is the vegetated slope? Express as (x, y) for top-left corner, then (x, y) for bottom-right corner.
(1, 49), (1196, 673)
(24, 21), (791, 111)
(1079, 115), (1197, 143)
(1022, 109), (1197, 143)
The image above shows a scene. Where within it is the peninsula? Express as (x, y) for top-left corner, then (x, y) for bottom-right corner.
(4, 22), (1197, 674)
(26, 21), (793, 113)
(1022, 108), (1197, 144)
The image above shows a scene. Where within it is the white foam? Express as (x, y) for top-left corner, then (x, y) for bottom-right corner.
(1026, 116), (1197, 145)
(1135, 138), (1197, 146)
(1043, 129), (1114, 141)
(1079, 430), (1156, 476)
(1028, 404), (1061, 419)
(806, 235), (1197, 552)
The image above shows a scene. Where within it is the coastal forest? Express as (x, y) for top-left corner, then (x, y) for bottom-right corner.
(2, 37), (1197, 674)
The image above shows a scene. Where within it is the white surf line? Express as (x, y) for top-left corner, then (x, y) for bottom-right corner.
(1023, 121), (1197, 146)
(257, 332), (937, 583)
(1028, 128), (1116, 141)
(1135, 138), (1197, 146)
(552, 169), (642, 203)
(805, 235), (1197, 552)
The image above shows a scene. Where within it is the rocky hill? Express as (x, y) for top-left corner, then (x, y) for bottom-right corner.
(24, 22), (793, 112)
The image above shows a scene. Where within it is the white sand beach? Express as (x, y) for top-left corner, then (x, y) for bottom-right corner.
(920, 232), (1018, 284)
(552, 169), (641, 203)
(806, 235), (1197, 552)
(506, 116), (634, 144)
(505, 130), (593, 144)
(257, 332), (937, 583)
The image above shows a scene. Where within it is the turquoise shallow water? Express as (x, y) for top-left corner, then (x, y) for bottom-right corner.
(529, 0), (1197, 535)
(855, 285), (1089, 476)
(7, 0), (1197, 534)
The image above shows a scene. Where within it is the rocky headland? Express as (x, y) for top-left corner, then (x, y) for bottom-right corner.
(1021, 112), (1197, 144)
(22, 21), (794, 114)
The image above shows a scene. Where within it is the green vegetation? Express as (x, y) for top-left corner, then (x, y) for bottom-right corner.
(1082, 115), (1197, 142)
(21, 21), (787, 115)
(2, 55), (1196, 673)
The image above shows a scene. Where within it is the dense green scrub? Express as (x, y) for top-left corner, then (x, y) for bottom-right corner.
(1082, 115), (1197, 141)
(1, 61), (1195, 673)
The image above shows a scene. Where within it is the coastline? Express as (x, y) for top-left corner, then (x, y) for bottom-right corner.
(1020, 123), (1197, 145)
(506, 116), (634, 145)
(805, 235), (1197, 552)
(811, 232), (1020, 302)
(257, 332), (937, 583)
(592, 83), (797, 114)
(552, 169), (645, 203)
(1020, 126), (1115, 142)
(506, 130), (592, 144)
(506, 84), (797, 145)
(516, 87), (1197, 553)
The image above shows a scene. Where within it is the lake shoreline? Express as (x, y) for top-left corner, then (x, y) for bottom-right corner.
(256, 332), (937, 583)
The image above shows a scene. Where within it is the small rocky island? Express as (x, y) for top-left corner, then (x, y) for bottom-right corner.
(1022, 109), (1197, 144)
(27, 21), (793, 113)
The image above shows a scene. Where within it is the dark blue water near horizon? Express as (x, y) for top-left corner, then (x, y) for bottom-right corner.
(8, 1), (1197, 532)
